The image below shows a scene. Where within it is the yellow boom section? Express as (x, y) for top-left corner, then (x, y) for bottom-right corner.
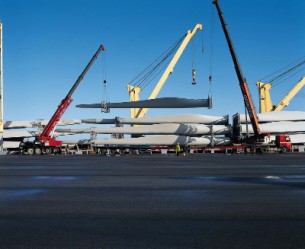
(128, 24), (203, 118)
(256, 81), (273, 113)
(274, 76), (305, 111)
(127, 84), (142, 119)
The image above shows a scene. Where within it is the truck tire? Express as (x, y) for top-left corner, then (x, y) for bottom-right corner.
(281, 146), (287, 153)
(53, 148), (59, 154)
(245, 147), (251, 154)
(27, 148), (34, 155)
(258, 146), (265, 154)
(45, 148), (52, 155)
(34, 147), (42, 155)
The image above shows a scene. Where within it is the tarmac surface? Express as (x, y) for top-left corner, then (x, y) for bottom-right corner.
(1, 153), (305, 249)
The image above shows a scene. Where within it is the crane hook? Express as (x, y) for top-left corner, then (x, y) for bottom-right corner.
(192, 69), (196, 85)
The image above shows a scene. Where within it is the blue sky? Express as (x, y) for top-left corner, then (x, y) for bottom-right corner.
(1, 0), (305, 129)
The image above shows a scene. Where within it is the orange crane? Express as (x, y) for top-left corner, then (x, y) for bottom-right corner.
(212, 0), (260, 137)
(213, 0), (292, 152)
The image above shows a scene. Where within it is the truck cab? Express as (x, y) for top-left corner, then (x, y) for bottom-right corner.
(276, 135), (292, 152)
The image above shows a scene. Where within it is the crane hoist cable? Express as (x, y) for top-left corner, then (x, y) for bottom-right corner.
(191, 28), (206, 86)
(259, 55), (305, 82)
(208, 3), (215, 98)
(271, 59), (305, 87)
(140, 61), (171, 91)
(135, 35), (184, 90)
(259, 56), (305, 87)
(273, 66), (305, 88)
(201, 24), (204, 53)
(191, 39), (196, 85)
(101, 52), (110, 113)
(127, 35), (185, 91)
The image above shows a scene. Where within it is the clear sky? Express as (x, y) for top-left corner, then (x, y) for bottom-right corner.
(1, 0), (305, 137)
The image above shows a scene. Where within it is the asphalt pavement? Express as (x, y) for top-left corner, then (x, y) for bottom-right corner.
(1, 153), (305, 248)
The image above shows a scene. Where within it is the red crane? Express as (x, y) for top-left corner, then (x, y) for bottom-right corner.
(21, 44), (105, 155)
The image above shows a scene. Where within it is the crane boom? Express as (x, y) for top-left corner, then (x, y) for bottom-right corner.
(130, 24), (203, 118)
(213, 0), (260, 136)
(274, 76), (305, 111)
(39, 45), (105, 145)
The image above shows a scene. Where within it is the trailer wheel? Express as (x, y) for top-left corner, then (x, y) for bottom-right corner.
(27, 148), (34, 155)
(34, 147), (42, 155)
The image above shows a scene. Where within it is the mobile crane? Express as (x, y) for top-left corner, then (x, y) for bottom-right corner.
(213, 0), (292, 153)
(212, 0), (260, 137)
(20, 45), (105, 155)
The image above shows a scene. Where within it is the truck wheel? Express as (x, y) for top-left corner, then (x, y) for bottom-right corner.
(258, 146), (265, 154)
(281, 146), (287, 153)
(53, 148), (59, 154)
(34, 147), (42, 155)
(27, 148), (34, 155)
(45, 148), (52, 155)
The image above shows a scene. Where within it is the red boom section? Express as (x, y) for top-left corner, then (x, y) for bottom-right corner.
(240, 81), (260, 135)
(38, 96), (73, 145)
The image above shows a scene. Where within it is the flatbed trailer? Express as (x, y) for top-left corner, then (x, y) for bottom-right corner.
(151, 145), (249, 154)
(93, 145), (152, 155)
(87, 142), (293, 155)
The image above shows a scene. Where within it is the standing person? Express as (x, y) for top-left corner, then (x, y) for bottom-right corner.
(182, 144), (187, 156)
(175, 143), (181, 156)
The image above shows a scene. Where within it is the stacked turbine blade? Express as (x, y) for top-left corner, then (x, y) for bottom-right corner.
(233, 111), (305, 143)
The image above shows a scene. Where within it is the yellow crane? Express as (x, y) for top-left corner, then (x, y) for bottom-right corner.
(257, 76), (305, 112)
(127, 24), (203, 118)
